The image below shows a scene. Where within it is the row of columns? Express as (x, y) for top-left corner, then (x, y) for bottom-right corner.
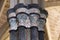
(7, 0), (48, 40)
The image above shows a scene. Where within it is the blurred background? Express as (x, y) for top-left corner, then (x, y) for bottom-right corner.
(0, 0), (60, 40)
